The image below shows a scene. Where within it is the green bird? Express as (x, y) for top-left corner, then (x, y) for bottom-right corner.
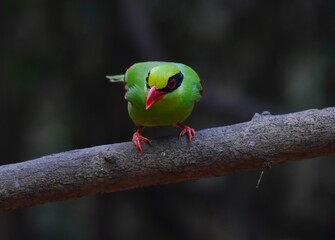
(107, 61), (202, 153)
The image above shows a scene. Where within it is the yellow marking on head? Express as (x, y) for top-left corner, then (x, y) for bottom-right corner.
(147, 64), (180, 89)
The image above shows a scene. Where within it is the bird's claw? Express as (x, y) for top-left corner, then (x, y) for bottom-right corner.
(132, 128), (151, 154)
(176, 123), (196, 145)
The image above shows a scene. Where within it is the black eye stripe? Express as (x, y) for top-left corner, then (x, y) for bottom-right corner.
(162, 72), (183, 92)
(146, 71), (151, 89)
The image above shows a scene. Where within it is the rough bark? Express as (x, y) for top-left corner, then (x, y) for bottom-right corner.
(1, 107), (335, 211)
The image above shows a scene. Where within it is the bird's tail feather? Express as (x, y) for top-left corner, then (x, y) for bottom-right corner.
(106, 74), (125, 83)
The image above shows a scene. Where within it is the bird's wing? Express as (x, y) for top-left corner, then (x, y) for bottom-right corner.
(106, 74), (125, 83)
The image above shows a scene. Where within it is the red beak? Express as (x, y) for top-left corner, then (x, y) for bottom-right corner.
(146, 86), (166, 110)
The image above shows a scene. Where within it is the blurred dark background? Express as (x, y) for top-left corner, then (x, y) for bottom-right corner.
(1, 0), (335, 239)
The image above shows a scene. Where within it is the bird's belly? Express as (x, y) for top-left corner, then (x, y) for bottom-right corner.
(128, 102), (194, 127)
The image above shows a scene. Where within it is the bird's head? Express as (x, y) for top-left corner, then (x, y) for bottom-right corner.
(145, 64), (183, 110)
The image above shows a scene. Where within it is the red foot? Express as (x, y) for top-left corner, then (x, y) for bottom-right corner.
(176, 123), (196, 145)
(132, 126), (151, 154)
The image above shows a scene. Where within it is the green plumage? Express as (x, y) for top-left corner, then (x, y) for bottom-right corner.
(109, 61), (202, 127)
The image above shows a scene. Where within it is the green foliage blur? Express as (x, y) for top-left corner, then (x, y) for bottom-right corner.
(1, 0), (334, 239)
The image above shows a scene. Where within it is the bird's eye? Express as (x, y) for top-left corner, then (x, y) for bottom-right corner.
(167, 78), (177, 89)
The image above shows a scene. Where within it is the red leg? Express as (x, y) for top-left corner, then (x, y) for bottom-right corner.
(175, 122), (196, 145)
(132, 126), (151, 154)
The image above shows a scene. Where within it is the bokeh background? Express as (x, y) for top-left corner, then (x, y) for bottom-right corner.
(1, 0), (335, 239)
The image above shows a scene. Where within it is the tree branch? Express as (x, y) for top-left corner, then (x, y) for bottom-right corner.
(1, 107), (335, 211)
